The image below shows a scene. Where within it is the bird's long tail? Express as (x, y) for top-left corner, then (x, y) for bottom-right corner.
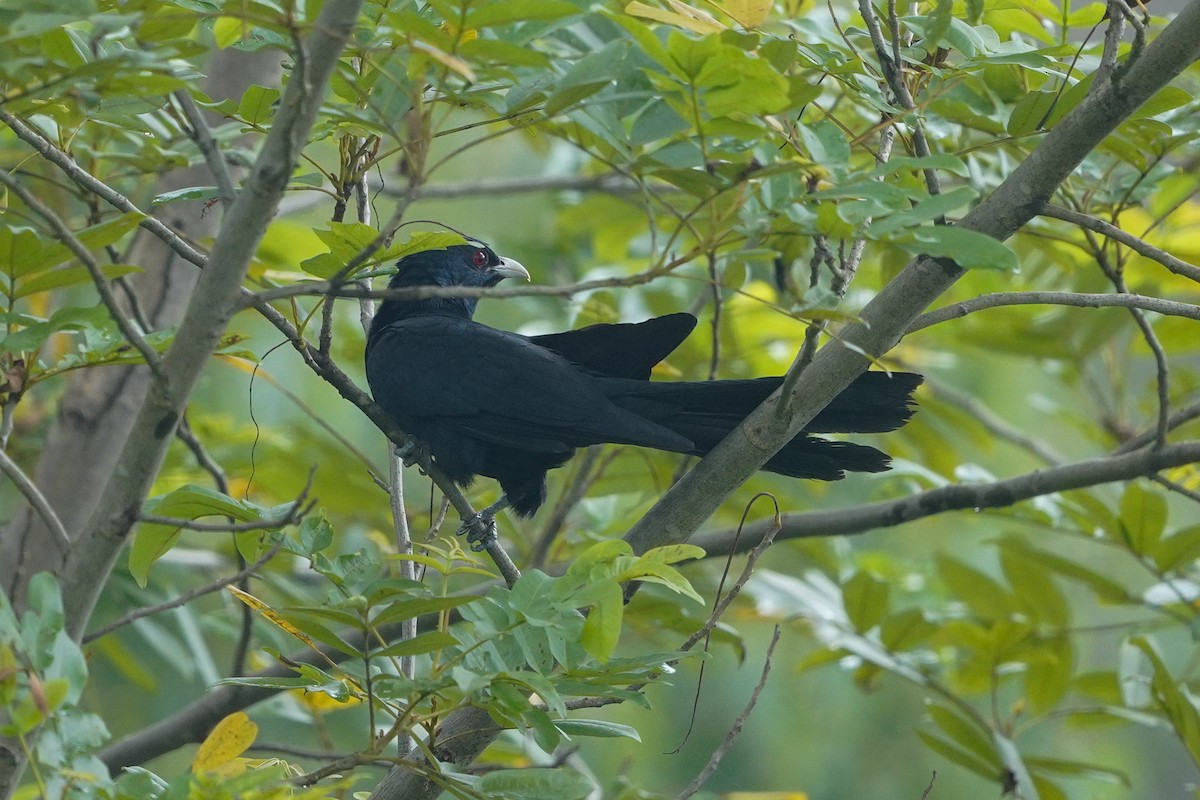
(604, 371), (922, 480)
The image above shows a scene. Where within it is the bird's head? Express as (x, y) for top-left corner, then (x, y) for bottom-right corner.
(389, 242), (530, 292)
(370, 241), (530, 334)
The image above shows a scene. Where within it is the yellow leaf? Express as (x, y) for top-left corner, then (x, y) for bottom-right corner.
(720, 0), (772, 27)
(722, 794), (809, 800)
(412, 40), (477, 83)
(625, 1), (725, 34)
(193, 712), (258, 773)
(226, 586), (319, 651)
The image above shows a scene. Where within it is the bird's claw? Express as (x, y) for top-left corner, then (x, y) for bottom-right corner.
(393, 438), (429, 468)
(456, 512), (497, 551)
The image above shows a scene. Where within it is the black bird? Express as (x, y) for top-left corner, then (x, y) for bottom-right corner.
(365, 243), (921, 538)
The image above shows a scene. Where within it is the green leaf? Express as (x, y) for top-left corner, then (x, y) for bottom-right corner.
(1128, 637), (1200, 769)
(371, 630), (458, 658)
(152, 186), (221, 206)
(464, 0), (581, 29)
(843, 570), (889, 633)
(14, 264), (141, 299)
(129, 486), (279, 586)
(1152, 524), (1200, 573)
(579, 581), (624, 663)
(893, 225), (1019, 270)
(554, 718), (641, 741)
(868, 186), (976, 237)
(370, 596), (471, 627)
(1007, 90), (1057, 136)
(916, 731), (999, 779)
(797, 119), (850, 169)
(478, 768), (592, 800)
(1119, 482), (1167, 557)
(1025, 756), (1130, 786)
(936, 554), (1014, 620)
(237, 84), (279, 125)
(928, 702), (998, 766)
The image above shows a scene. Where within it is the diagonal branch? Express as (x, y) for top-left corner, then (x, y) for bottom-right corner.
(56, 0), (365, 640)
(622, 0), (1200, 558)
(1039, 203), (1200, 283)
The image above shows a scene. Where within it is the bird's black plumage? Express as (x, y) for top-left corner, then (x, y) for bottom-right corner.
(365, 243), (922, 518)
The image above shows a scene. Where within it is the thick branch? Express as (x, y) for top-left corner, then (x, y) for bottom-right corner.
(58, 0), (363, 639)
(623, 0), (1200, 556)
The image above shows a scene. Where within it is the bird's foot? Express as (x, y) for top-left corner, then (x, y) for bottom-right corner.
(456, 496), (512, 551)
(393, 437), (429, 468)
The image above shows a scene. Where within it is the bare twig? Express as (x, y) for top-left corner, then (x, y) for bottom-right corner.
(0, 169), (165, 377)
(82, 545), (281, 644)
(692, 441), (1200, 558)
(0, 110), (209, 269)
(138, 505), (312, 533)
(680, 495), (782, 654)
(0, 448), (70, 547)
(673, 626), (781, 800)
(909, 291), (1200, 333)
(1039, 204), (1200, 283)
(173, 89), (237, 208)
(855, 0), (941, 199)
(1114, 398), (1200, 453)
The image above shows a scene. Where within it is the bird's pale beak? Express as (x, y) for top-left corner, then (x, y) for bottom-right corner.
(494, 257), (530, 281)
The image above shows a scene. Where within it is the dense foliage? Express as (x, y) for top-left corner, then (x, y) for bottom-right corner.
(1, 0), (1199, 798)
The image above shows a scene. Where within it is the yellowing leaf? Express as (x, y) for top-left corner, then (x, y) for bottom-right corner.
(193, 712), (258, 773)
(226, 586), (321, 653)
(720, 0), (772, 27)
(412, 40), (477, 83)
(626, 1), (725, 34)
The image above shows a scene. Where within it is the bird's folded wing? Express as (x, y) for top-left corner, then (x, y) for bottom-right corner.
(526, 312), (696, 380)
(367, 316), (692, 451)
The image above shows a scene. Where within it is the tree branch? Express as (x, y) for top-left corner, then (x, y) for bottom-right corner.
(622, 0), (1200, 558)
(57, 0), (364, 640)
(0, 448), (69, 547)
(0, 110), (208, 269)
(1039, 203), (1200, 283)
(691, 441), (1200, 558)
(908, 291), (1200, 333)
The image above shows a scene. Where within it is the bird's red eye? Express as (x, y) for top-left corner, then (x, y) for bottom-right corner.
(471, 249), (489, 268)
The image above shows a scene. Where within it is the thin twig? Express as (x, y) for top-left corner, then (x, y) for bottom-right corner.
(173, 89), (237, 208)
(673, 626), (781, 800)
(0, 109), (208, 268)
(909, 291), (1200, 333)
(924, 378), (1063, 465)
(692, 441), (1200, 558)
(0, 169), (165, 377)
(855, 0), (941, 199)
(82, 545), (282, 644)
(680, 496), (782, 654)
(175, 415), (231, 494)
(388, 452), (417, 760)
(1039, 203), (1200, 283)
(0, 447), (70, 546)
(138, 504), (313, 533)
(1114, 398), (1200, 453)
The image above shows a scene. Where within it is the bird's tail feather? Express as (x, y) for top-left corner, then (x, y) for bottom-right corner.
(603, 370), (921, 479)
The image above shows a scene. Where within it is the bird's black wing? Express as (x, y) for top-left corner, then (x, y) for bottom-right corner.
(526, 313), (696, 380)
(366, 315), (693, 453)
